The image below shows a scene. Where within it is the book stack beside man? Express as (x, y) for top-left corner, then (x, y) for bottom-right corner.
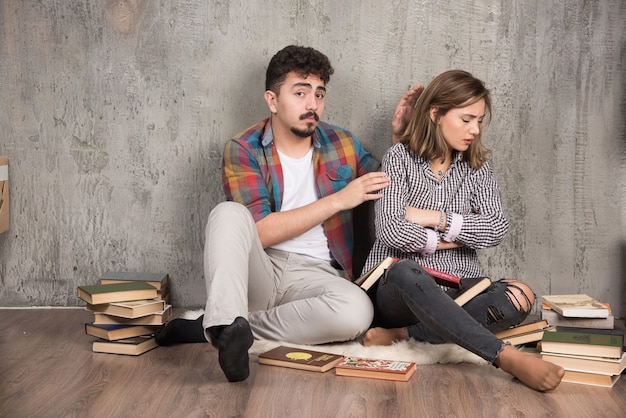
(77, 272), (171, 355)
(537, 294), (624, 387)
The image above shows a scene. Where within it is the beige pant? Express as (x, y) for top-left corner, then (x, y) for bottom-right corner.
(203, 202), (374, 344)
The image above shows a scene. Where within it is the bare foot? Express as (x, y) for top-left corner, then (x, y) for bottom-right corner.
(363, 327), (409, 346)
(496, 345), (565, 391)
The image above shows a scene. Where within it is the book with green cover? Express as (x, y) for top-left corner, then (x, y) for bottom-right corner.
(539, 328), (623, 359)
(77, 281), (158, 305)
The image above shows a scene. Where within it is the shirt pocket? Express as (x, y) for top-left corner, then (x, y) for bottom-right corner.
(325, 164), (353, 190)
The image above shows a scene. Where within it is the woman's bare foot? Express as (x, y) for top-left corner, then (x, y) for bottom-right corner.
(363, 327), (409, 346)
(496, 345), (565, 391)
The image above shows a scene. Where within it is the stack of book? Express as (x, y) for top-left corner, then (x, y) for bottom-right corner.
(538, 294), (624, 387)
(77, 272), (171, 355)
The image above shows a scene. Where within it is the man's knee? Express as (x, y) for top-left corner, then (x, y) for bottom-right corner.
(206, 201), (254, 234)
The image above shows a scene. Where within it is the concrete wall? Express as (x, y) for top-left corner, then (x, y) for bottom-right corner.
(0, 0), (624, 315)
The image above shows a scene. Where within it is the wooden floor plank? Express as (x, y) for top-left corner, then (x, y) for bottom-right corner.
(1, 308), (625, 417)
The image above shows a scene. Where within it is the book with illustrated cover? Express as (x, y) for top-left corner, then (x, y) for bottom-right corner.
(334, 357), (417, 381)
(85, 323), (162, 341)
(541, 294), (609, 318)
(539, 327), (623, 359)
(92, 336), (158, 356)
(77, 281), (158, 305)
(86, 299), (166, 319)
(258, 346), (344, 372)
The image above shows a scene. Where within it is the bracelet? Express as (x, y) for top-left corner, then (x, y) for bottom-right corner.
(436, 210), (445, 231)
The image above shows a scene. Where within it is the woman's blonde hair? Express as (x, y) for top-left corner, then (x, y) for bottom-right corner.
(399, 70), (492, 170)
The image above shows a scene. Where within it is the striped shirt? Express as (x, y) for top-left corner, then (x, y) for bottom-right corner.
(363, 143), (508, 279)
(222, 118), (379, 279)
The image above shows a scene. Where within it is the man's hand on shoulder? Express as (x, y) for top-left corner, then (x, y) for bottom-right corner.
(329, 172), (390, 212)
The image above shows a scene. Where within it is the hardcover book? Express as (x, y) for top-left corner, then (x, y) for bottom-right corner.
(541, 304), (614, 329)
(541, 294), (609, 318)
(446, 277), (491, 306)
(77, 281), (158, 305)
(354, 257), (463, 292)
(494, 320), (554, 346)
(92, 336), (158, 356)
(92, 305), (172, 326)
(100, 272), (169, 290)
(494, 320), (550, 340)
(86, 299), (166, 319)
(541, 352), (626, 376)
(561, 370), (621, 388)
(334, 357), (417, 382)
(258, 346), (344, 372)
(85, 322), (162, 341)
(539, 328), (623, 359)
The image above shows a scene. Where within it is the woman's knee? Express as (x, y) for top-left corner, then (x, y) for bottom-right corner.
(501, 279), (535, 313)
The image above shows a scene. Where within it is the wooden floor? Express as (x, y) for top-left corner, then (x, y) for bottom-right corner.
(2, 308), (626, 418)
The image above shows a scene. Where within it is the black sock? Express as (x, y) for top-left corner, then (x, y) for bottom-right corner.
(217, 317), (254, 382)
(155, 315), (207, 346)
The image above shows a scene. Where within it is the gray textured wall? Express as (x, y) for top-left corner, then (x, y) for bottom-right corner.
(0, 0), (624, 316)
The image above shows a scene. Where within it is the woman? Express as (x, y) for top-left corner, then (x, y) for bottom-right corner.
(363, 70), (564, 391)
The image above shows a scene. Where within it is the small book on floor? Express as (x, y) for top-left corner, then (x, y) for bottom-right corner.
(85, 323), (162, 341)
(446, 277), (492, 306)
(334, 357), (417, 382)
(258, 345), (345, 372)
(92, 336), (158, 356)
(354, 257), (462, 292)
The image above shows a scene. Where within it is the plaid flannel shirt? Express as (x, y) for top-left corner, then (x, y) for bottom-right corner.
(222, 118), (379, 279)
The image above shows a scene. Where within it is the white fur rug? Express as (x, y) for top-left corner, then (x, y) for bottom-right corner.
(182, 309), (486, 366)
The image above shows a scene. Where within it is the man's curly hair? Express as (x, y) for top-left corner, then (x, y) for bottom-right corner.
(265, 45), (334, 94)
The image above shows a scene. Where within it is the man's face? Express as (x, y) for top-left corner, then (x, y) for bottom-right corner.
(268, 72), (326, 138)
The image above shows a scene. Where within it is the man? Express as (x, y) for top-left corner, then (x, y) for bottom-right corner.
(157, 45), (422, 382)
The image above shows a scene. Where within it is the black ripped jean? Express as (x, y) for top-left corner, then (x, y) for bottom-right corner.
(373, 260), (531, 365)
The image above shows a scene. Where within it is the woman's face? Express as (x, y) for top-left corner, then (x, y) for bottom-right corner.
(433, 98), (485, 153)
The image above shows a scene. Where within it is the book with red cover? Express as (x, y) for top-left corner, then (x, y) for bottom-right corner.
(334, 357), (417, 381)
(355, 257), (462, 292)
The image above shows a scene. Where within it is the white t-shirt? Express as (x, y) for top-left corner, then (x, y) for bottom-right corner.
(270, 147), (331, 262)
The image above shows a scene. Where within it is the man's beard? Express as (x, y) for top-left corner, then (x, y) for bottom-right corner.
(291, 111), (319, 138)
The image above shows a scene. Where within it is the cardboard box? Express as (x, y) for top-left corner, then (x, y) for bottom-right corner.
(0, 155), (8, 234)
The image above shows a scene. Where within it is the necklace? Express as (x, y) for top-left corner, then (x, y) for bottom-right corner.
(437, 170), (443, 176)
